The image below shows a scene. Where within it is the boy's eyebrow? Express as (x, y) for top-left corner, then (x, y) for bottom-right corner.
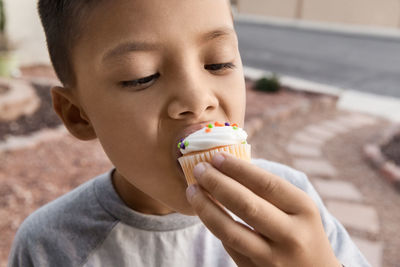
(200, 26), (235, 43)
(102, 26), (235, 62)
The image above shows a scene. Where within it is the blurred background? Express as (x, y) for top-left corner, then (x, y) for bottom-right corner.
(1, 0), (399, 266)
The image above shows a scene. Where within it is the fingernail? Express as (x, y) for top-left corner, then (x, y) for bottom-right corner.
(212, 153), (225, 168)
(193, 163), (206, 179)
(186, 184), (198, 202)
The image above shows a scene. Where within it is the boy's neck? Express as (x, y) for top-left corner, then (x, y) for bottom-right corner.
(112, 170), (174, 215)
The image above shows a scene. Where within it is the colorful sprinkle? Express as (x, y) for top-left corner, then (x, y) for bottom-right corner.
(225, 122), (230, 126)
(180, 142), (186, 149)
(184, 140), (189, 147)
(233, 126), (238, 130)
(207, 124), (214, 128)
(177, 142), (181, 149)
(232, 123), (238, 127)
(214, 122), (224, 127)
(241, 141), (247, 144)
(205, 128), (212, 133)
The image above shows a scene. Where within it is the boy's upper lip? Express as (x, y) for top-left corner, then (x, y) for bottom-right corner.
(174, 121), (212, 158)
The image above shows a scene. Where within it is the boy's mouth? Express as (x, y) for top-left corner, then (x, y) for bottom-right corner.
(173, 121), (212, 160)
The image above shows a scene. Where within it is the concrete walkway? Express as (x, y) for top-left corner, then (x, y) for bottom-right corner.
(288, 112), (383, 267)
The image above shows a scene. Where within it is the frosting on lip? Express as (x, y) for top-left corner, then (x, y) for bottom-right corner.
(178, 122), (247, 155)
(174, 122), (211, 158)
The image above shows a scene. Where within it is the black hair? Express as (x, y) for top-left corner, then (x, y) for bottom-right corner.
(38, 0), (101, 87)
(38, 0), (234, 87)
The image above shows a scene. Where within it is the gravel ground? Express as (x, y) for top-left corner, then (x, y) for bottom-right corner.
(327, 124), (400, 267)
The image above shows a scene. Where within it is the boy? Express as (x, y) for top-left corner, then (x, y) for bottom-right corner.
(9, 0), (369, 266)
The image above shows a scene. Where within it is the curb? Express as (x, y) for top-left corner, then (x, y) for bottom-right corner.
(337, 90), (400, 123)
(364, 144), (400, 191)
(363, 124), (400, 191)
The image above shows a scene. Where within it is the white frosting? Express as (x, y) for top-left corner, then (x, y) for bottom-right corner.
(179, 124), (247, 155)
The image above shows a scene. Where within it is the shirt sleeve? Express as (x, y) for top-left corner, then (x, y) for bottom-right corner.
(252, 159), (371, 267)
(7, 176), (115, 267)
(8, 216), (39, 267)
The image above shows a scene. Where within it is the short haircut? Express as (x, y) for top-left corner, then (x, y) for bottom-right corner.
(38, 0), (233, 88)
(38, 0), (103, 87)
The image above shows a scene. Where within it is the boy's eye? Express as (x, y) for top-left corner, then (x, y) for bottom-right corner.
(119, 63), (235, 89)
(120, 73), (160, 89)
(205, 62), (236, 72)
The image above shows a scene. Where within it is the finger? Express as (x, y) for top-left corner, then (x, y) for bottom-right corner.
(222, 243), (257, 267)
(187, 184), (272, 262)
(211, 152), (312, 214)
(194, 162), (291, 241)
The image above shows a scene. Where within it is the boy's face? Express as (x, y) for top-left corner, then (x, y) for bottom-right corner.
(70, 0), (245, 215)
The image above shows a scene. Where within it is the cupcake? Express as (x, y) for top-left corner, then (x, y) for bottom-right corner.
(178, 122), (251, 185)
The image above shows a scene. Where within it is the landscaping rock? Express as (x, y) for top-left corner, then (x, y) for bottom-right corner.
(0, 78), (39, 121)
(0, 82), (62, 141)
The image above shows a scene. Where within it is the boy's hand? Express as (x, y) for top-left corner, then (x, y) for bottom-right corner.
(186, 152), (342, 267)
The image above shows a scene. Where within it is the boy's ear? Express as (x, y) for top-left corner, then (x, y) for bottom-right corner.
(51, 86), (97, 141)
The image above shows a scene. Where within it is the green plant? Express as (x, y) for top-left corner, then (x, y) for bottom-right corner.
(0, 0), (10, 52)
(254, 74), (281, 93)
(0, 0), (18, 77)
(0, 0), (4, 34)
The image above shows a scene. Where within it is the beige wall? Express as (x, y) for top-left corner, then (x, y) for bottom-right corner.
(238, 0), (400, 29)
(237, 0), (299, 19)
(303, 0), (400, 28)
(5, 0), (50, 65)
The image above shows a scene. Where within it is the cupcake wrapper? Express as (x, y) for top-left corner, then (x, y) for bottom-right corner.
(178, 144), (251, 185)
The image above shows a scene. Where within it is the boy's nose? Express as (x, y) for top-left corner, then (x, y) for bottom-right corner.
(167, 83), (218, 120)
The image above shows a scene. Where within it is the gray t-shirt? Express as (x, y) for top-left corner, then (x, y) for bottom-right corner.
(8, 159), (370, 266)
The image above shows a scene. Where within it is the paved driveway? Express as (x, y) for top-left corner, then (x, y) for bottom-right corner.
(235, 19), (400, 98)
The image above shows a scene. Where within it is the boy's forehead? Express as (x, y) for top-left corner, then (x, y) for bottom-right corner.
(72, 0), (235, 74)
(80, 0), (233, 50)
